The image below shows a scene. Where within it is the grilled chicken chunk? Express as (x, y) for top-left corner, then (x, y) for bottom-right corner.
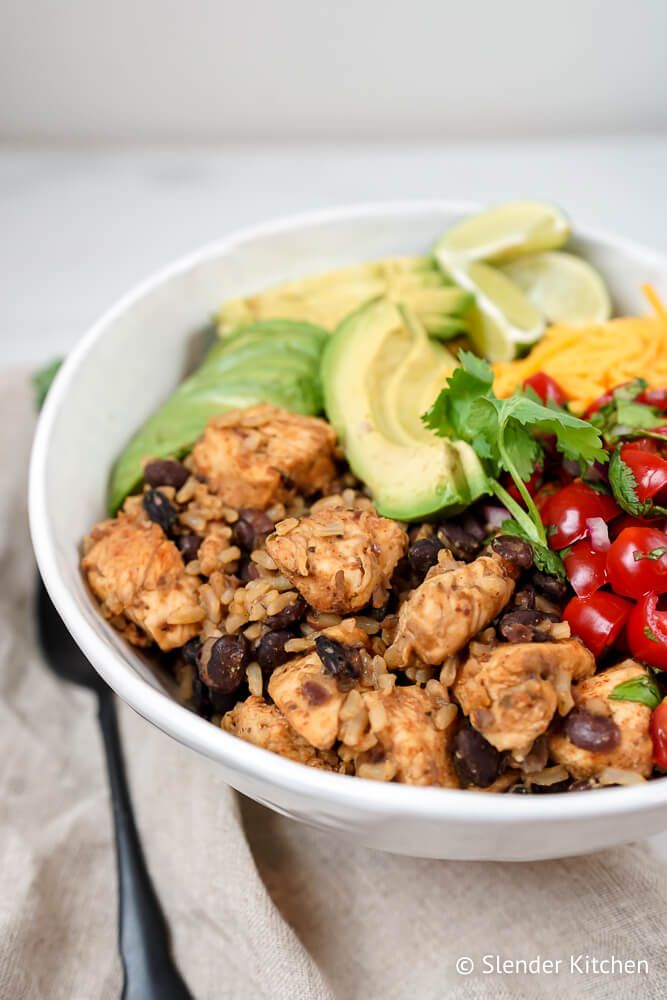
(549, 660), (654, 780)
(355, 686), (460, 786)
(82, 514), (202, 651)
(453, 639), (595, 757)
(189, 404), (337, 510)
(266, 506), (407, 614)
(221, 696), (338, 769)
(268, 650), (347, 750)
(268, 622), (370, 749)
(386, 550), (518, 668)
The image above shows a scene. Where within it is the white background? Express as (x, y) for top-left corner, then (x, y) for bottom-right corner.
(1, 0), (666, 141)
(1, 0), (666, 366)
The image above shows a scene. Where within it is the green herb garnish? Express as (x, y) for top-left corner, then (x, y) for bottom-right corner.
(608, 448), (667, 519)
(633, 547), (667, 562)
(32, 358), (64, 411)
(589, 378), (666, 444)
(609, 673), (661, 709)
(423, 352), (606, 568)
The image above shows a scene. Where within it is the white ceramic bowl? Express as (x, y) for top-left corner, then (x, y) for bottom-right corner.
(30, 200), (667, 861)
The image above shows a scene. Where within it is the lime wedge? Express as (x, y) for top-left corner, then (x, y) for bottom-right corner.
(451, 261), (546, 363)
(435, 201), (570, 267)
(498, 251), (611, 326)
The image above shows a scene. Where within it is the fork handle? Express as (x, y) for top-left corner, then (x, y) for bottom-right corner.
(97, 692), (192, 1000)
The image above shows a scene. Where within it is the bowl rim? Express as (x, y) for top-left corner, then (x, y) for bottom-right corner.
(29, 198), (667, 824)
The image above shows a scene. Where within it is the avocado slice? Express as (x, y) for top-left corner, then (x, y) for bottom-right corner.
(322, 299), (489, 520)
(108, 319), (326, 512)
(218, 256), (472, 341)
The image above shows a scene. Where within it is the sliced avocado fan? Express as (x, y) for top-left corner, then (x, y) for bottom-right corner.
(218, 256), (473, 341)
(108, 319), (327, 513)
(321, 298), (489, 520)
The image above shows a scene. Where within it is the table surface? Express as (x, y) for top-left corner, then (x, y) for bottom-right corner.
(5, 137), (667, 855)
(3, 136), (667, 365)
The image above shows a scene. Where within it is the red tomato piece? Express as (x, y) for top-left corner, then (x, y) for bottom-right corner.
(563, 541), (609, 598)
(582, 383), (632, 419)
(540, 481), (620, 550)
(650, 700), (667, 770)
(620, 444), (667, 504)
(501, 466), (543, 507)
(610, 514), (662, 538)
(563, 591), (632, 658)
(626, 593), (667, 671)
(522, 372), (568, 406)
(606, 526), (667, 599)
(638, 387), (667, 411)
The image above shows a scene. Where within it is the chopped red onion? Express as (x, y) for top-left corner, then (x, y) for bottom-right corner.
(586, 516), (610, 551)
(482, 504), (510, 529)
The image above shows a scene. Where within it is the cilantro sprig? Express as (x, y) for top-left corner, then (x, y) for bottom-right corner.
(609, 672), (662, 710)
(589, 378), (667, 444)
(608, 448), (667, 519)
(423, 352), (607, 569)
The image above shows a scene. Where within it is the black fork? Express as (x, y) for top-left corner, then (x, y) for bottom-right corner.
(36, 581), (192, 1000)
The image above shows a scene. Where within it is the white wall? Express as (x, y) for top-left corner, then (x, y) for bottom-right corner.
(1, 0), (666, 142)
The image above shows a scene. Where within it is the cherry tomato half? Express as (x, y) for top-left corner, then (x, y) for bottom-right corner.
(540, 481), (620, 550)
(582, 384), (631, 420)
(606, 526), (667, 599)
(650, 700), (667, 770)
(563, 541), (609, 598)
(563, 591), (633, 658)
(620, 444), (667, 504)
(626, 593), (667, 671)
(522, 373), (568, 406)
(502, 466), (543, 507)
(610, 514), (661, 538)
(638, 387), (667, 411)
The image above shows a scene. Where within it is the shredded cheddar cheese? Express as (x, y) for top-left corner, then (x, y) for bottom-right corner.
(493, 285), (667, 414)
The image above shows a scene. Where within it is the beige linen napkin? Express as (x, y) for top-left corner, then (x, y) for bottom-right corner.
(2, 369), (667, 1000)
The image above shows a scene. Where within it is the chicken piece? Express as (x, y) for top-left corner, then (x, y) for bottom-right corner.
(355, 686), (460, 787)
(549, 660), (653, 780)
(265, 506), (407, 614)
(386, 550), (518, 668)
(188, 404), (337, 509)
(453, 639), (596, 757)
(82, 514), (202, 651)
(221, 696), (337, 769)
(268, 650), (348, 750)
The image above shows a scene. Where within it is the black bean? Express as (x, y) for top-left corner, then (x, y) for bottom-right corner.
(491, 534), (533, 569)
(181, 637), (201, 669)
(176, 533), (202, 563)
(143, 459), (189, 490)
(461, 511), (486, 542)
(498, 608), (553, 643)
(199, 635), (249, 693)
(233, 508), (275, 550)
(256, 630), (293, 673)
(436, 521), (482, 561)
(453, 729), (503, 787)
(563, 709), (621, 752)
(315, 635), (361, 691)
(143, 488), (178, 534)
(264, 595), (306, 629)
(513, 586), (536, 610)
(532, 570), (568, 602)
(569, 779), (595, 792)
(407, 537), (443, 576)
(237, 556), (261, 583)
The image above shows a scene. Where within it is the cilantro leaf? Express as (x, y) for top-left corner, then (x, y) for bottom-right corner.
(589, 379), (665, 444)
(423, 352), (606, 552)
(608, 448), (667, 518)
(609, 674), (661, 709)
(633, 547), (667, 562)
(499, 518), (566, 579)
(32, 358), (63, 411)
